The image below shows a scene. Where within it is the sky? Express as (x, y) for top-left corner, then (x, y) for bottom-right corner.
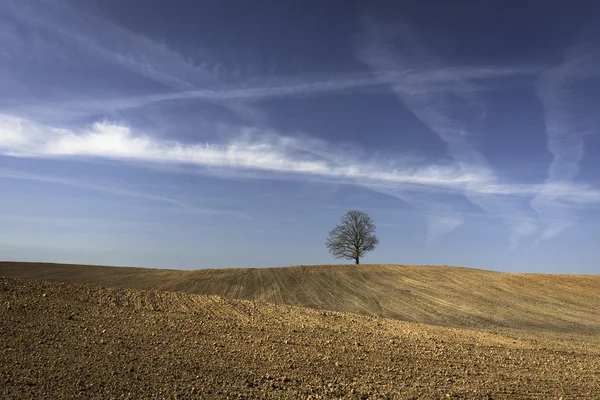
(1, 0), (599, 273)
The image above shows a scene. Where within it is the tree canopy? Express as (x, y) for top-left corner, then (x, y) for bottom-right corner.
(325, 210), (379, 264)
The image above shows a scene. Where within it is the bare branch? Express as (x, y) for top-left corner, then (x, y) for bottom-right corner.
(325, 210), (379, 264)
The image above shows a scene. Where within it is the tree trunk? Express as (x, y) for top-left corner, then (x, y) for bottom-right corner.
(355, 257), (360, 265)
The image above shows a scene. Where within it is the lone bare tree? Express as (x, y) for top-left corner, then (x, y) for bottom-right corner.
(326, 210), (379, 265)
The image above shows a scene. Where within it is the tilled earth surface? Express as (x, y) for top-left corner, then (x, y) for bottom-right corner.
(3, 262), (600, 336)
(2, 277), (600, 399)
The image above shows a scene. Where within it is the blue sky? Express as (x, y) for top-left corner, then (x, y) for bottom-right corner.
(1, 0), (599, 272)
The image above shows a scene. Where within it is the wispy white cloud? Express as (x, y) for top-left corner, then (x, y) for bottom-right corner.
(0, 214), (161, 232)
(354, 17), (546, 244)
(0, 0), (537, 124)
(506, 217), (539, 249)
(82, 66), (534, 108)
(7, 66), (537, 124)
(0, 0), (214, 90)
(0, 165), (244, 218)
(536, 45), (600, 182)
(14, 67), (535, 120)
(0, 0), (272, 124)
(426, 214), (464, 241)
(2, 113), (599, 209)
(533, 38), (600, 239)
(0, 114), (480, 191)
(2, 1), (599, 246)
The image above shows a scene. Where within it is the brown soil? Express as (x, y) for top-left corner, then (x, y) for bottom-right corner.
(2, 262), (600, 334)
(2, 276), (600, 399)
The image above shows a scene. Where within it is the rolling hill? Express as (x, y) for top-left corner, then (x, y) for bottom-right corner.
(2, 276), (600, 398)
(2, 261), (599, 334)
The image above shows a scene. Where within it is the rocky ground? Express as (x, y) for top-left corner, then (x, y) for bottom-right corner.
(2, 276), (600, 399)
